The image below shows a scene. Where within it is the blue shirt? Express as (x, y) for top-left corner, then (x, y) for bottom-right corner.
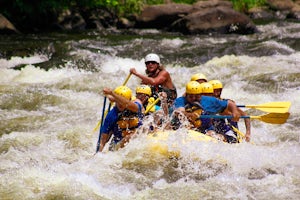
(100, 102), (143, 144)
(174, 96), (228, 114)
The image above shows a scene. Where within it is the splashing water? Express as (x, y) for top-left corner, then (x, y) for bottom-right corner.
(0, 21), (300, 199)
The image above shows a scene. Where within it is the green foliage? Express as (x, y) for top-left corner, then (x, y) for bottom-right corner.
(145, 0), (164, 5)
(115, 0), (144, 17)
(230, 0), (266, 12)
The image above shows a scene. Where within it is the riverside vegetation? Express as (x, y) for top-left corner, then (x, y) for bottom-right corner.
(1, 0), (297, 34)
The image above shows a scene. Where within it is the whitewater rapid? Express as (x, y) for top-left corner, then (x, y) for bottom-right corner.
(0, 21), (299, 199)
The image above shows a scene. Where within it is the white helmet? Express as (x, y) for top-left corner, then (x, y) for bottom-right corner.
(145, 53), (160, 64)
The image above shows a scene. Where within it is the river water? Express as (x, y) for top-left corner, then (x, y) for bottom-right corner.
(0, 21), (299, 200)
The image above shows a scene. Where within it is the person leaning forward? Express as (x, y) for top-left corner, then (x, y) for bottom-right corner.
(171, 81), (241, 140)
(99, 86), (144, 152)
(130, 53), (177, 105)
(209, 79), (251, 143)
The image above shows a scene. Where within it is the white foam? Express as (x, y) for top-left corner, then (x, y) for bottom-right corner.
(101, 56), (144, 74)
(0, 54), (49, 69)
(161, 38), (185, 48)
(0, 64), (90, 84)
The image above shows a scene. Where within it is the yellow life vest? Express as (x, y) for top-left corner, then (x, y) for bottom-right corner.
(185, 102), (203, 128)
(117, 110), (139, 137)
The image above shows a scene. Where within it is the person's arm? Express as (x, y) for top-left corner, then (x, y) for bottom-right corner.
(225, 100), (241, 122)
(244, 118), (251, 142)
(130, 67), (167, 86)
(103, 88), (139, 113)
(239, 108), (251, 142)
(99, 133), (109, 152)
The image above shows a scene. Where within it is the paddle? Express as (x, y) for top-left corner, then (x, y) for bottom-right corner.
(230, 125), (244, 143)
(93, 73), (132, 132)
(92, 97), (113, 132)
(145, 98), (160, 114)
(199, 112), (290, 124)
(122, 73), (132, 86)
(95, 96), (107, 153)
(230, 125), (254, 144)
(94, 73), (132, 153)
(237, 101), (291, 113)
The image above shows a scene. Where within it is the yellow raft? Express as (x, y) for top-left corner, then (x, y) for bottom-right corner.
(147, 129), (219, 158)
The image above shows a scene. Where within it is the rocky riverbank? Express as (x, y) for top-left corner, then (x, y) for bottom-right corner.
(1, 0), (300, 35)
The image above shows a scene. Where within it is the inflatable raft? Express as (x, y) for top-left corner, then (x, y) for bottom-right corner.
(147, 129), (219, 158)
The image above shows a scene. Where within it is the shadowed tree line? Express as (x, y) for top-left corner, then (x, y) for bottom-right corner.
(0, 0), (268, 32)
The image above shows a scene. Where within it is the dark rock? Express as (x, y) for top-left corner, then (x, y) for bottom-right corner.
(135, 3), (192, 29)
(192, 0), (233, 10)
(135, 1), (257, 35)
(117, 17), (135, 29)
(171, 6), (258, 34)
(55, 10), (86, 31)
(266, 0), (294, 11)
(86, 8), (118, 28)
(248, 7), (275, 20)
(264, 0), (300, 20)
(290, 4), (300, 19)
(0, 14), (20, 34)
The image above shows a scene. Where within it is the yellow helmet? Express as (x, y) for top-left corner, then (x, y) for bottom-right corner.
(114, 86), (132, 100)
(136, 85), (152, 96)
(200, 82), (214, 94)
(209, 80), (223, 89)
(186, 81), (202, 94)
(190, 73), (207, 82)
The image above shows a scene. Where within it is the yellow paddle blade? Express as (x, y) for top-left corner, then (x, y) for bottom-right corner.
(243, 101), (291, 113)
(250, 112), (290, 124)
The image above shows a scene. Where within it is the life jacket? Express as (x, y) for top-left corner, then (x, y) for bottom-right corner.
(212, 97), (238, 143)
(116, 110), (140, 137)
(184, 102), (204, 129)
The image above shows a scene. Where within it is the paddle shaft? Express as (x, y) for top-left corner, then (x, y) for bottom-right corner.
(96, 97), (107, 153)
(200, 115), (252, 119)
(123, 73), (132, 86)
(106, 73), (132, 112)
(199, 112), (289, 124)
